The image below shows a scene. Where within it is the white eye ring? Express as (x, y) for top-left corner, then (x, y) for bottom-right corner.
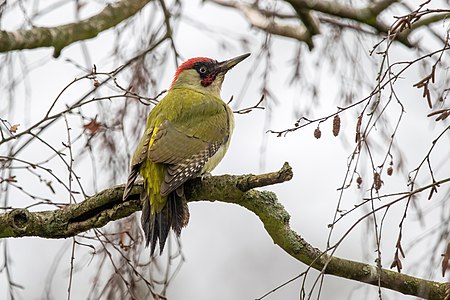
(199, 67), (207, 74)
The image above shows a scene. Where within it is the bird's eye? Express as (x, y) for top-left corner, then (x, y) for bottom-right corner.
(199, 66), (207, 74)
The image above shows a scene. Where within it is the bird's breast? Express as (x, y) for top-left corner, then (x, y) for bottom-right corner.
(201, 105), (234, 174)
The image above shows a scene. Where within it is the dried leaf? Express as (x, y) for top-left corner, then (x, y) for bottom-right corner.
(83, 117), (103, 135)
(9, 124), (20, 133)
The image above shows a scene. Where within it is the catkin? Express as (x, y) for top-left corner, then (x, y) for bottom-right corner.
(333, 115), (341, 137)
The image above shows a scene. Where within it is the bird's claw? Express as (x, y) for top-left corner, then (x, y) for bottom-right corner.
(201, 172), (212, 182)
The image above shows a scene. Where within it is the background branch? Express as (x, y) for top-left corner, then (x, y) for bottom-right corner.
(210, 0), (423, 48)
(0, 0), (152, 57)
(209, 0), (313, 48)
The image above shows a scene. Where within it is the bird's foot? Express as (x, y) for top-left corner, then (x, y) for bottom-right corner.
(201, 172), (212, 182)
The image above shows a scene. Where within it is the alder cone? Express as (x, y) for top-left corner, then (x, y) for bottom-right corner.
(314, 127), (322, 139)
(387, 166), (393, 176)
(333, 115), (341, 137)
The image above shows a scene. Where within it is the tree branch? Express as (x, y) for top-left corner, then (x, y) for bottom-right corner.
(210, 0), (415, 48)
(0, 162), (447, 299)
(407, 12), (450, 34)
(0, 0), (152, 57)
(369, 0), (399, 16)
(0, 162), (293, 239)
(286, 0), (388, 30)
(207, 0), (314, 48)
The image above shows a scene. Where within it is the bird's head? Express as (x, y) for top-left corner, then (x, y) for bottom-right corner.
(170, 53), (250, 97)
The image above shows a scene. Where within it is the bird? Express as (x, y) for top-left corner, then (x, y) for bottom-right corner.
(123, 53), (250, 255)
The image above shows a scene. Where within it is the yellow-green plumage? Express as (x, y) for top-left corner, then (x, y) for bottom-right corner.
(138, 88), (233, 212)
(123, 54), (249, 255)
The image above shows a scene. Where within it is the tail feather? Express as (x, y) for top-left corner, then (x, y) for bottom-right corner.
(140, 191), (151, 247)
(157, 208), (170, 254)
(168, 186), (190, 236)
(141, 187), (190, 255)
(149, 215), (158, 255)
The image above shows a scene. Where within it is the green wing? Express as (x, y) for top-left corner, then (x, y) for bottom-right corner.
(146, 88), (232, 195)
(124, 87), (233, 215)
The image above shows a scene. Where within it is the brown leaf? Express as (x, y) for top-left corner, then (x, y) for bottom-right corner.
(83, 117), (103, 135)
(9, 124), (20, 133)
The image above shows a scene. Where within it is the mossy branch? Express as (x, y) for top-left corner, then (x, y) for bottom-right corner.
(209, 0), (433, 48)
(0, 162), (447, 299)
(0, 0), (152, 57)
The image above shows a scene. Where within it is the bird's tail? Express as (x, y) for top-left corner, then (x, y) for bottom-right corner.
(141, 187), (190, 255)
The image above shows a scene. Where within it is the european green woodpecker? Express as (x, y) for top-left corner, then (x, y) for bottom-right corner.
(123, 53), (250, 255)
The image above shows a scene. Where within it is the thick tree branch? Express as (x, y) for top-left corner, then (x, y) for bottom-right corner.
(0, 162), (447, 299)
(0, 162), (293, 239)
(403, 12), (450, 37)
(286, 0), (388, 30)
(208, 0), (314, 48)
(0, 0), (152, 57)
(0, 185), (141, 239)
(286, 0), (414, 47)
(370, 0), (399, 16)
(210, 0), (415, 48)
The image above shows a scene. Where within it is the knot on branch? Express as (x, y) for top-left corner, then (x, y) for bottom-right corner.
(9, 209), (30, 232)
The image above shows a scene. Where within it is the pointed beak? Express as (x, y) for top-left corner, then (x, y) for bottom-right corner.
(217, 53), (250, 74)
